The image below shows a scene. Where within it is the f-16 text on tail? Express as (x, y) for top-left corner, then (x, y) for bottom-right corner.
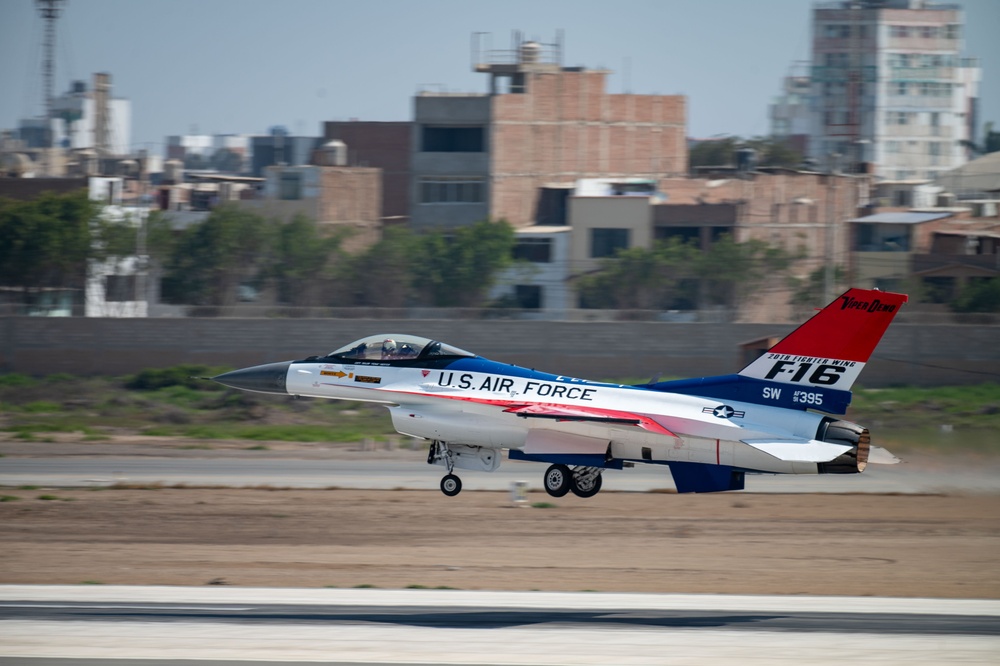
(213, 288), (907, 497)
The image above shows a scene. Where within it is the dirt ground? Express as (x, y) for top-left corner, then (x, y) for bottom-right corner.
(2, 483), (998, 599)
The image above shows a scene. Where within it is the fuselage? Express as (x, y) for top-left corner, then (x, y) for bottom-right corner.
(280, 354), (831, 476)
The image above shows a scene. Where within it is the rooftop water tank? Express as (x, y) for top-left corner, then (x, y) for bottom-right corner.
(118, 159), (139, 178)
(520, 41), (541, 64)
(315, 140), (347, 166)
(163, 158), (184, 184)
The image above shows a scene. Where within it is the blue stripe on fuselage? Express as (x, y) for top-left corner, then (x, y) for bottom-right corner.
(643, 374), (852, 415)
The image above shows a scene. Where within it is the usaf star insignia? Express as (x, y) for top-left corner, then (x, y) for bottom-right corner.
(703, 405), (745, 419)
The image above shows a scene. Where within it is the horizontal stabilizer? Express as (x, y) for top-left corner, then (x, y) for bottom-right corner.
(742, 438), (852, 463)
(868, 445), (901, 465)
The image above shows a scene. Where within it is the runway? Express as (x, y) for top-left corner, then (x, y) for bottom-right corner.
(3, 453), (999, 494)
(1, 586), (998, 665)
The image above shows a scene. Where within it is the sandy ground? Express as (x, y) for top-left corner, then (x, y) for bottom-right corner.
(2, 484), (998, 599)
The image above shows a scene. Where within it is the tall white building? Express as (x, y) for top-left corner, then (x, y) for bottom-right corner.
(50, 73), (132, 155)
(808, 0), (980, 180)
(769, 61), (813, 158)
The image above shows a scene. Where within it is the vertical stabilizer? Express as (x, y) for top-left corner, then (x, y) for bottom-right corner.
(738, 288), (907, 391)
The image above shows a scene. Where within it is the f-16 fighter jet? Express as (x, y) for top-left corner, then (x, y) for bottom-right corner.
(213, 288), (907, 496)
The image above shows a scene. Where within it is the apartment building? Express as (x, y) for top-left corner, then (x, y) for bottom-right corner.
(411, 37), (687, 230)
(809, 0), (980, 180)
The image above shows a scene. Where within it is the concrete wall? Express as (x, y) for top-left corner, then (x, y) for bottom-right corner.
(2, 317), (996, 387)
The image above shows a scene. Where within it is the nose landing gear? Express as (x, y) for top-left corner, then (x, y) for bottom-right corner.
(429, 440), (463, 497)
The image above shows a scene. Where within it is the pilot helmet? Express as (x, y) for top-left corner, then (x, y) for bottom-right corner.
(382, 338), (397, 354)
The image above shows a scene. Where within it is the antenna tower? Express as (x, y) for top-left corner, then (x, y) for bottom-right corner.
(36, 0), (66, 134)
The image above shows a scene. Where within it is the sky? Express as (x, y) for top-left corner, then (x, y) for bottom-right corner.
(1, 0), (997, 153)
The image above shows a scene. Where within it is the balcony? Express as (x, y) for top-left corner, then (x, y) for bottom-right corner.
(885, 95), (953, 109)
(889, 66), (955, 82)
(882, 125), (954, 138)
(811, 66), (876, 83)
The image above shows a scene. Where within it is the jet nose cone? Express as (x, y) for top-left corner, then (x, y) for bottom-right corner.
(212, 361), (291, 394)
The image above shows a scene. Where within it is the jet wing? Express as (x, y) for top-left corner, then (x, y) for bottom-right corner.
(741, 438), (852, 463)
(503, 403), (678, 437)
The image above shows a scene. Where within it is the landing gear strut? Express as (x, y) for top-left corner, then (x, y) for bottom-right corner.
(570, 466), (603, 498)
(429, 440), (462, 497)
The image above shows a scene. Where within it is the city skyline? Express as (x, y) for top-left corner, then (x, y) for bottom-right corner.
(1, 0), (998, 152)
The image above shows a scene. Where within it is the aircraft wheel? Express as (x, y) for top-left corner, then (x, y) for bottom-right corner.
(440, 474), (462, 497)
(571, 473), (602, 498)
(543, 464), (572, 498)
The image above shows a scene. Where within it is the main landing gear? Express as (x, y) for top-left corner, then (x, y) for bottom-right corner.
(543, 464), (604, 499)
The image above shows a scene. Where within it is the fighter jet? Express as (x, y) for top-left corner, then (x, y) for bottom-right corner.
(212, 288), (907, 496)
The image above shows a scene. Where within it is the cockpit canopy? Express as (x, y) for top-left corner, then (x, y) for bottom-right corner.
(327, 334), (475, 363)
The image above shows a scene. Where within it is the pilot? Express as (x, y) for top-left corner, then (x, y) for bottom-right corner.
(398, 343), (417, 358)
(381, 338), (397, 359)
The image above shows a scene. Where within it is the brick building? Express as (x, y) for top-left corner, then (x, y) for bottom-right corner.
(323, 121), (412, 223)
(411, 38), (687, 230)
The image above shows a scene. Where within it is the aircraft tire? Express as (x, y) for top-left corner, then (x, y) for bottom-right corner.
(440, 474), (462, 497)
(570, 473), (602, 498)
(570, 474), (604, 497)
(543, 464), (572, 498)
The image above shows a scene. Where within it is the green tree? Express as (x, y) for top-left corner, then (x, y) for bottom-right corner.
(577, 238), (700, 310)
(577, 235), (793, 312)
(343, 225), (418, 308)
(160, 205), (275, 306)
(789, 264), (848, 310)
(411, 220), (516, 307)
(743, 136), (804, 168)
(689, 135), (803, 171)
(695, 234), (793, 306)
(689, 136), (739, 170)
(961, 121), (1000, 156)
(270, 215), (346, 306)
(0, 190), (103, 310)
(951, 278), (1000, 313)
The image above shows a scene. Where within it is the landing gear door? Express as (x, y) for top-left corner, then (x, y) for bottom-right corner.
(429, 443), (502, 472)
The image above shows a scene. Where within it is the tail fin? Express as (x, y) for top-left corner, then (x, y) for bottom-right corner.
(738, 288), (907, 392)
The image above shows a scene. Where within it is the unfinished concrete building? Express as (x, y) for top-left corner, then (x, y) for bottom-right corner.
(411, 35), (687, 230)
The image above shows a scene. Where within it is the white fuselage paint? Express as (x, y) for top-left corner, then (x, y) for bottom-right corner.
(287, 362), (831, 475)
(287, 363), (823, 474)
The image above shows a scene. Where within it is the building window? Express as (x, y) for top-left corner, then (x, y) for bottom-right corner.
(105, 275), (136, 302)
(279, 172), (302, 200)
(421, 126), (485, 152)
(514, 285), (542, 310)
(945, 24), (960, 40)
(419, 177), (485, 204)
(513, 238), (553, 263)
(888, 111), (909, 125)
(590, 228), (630, 258)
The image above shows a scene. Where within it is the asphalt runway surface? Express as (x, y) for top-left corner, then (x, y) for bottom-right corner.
(3, 454), (999, 494)
(1, 587), (998, 665)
